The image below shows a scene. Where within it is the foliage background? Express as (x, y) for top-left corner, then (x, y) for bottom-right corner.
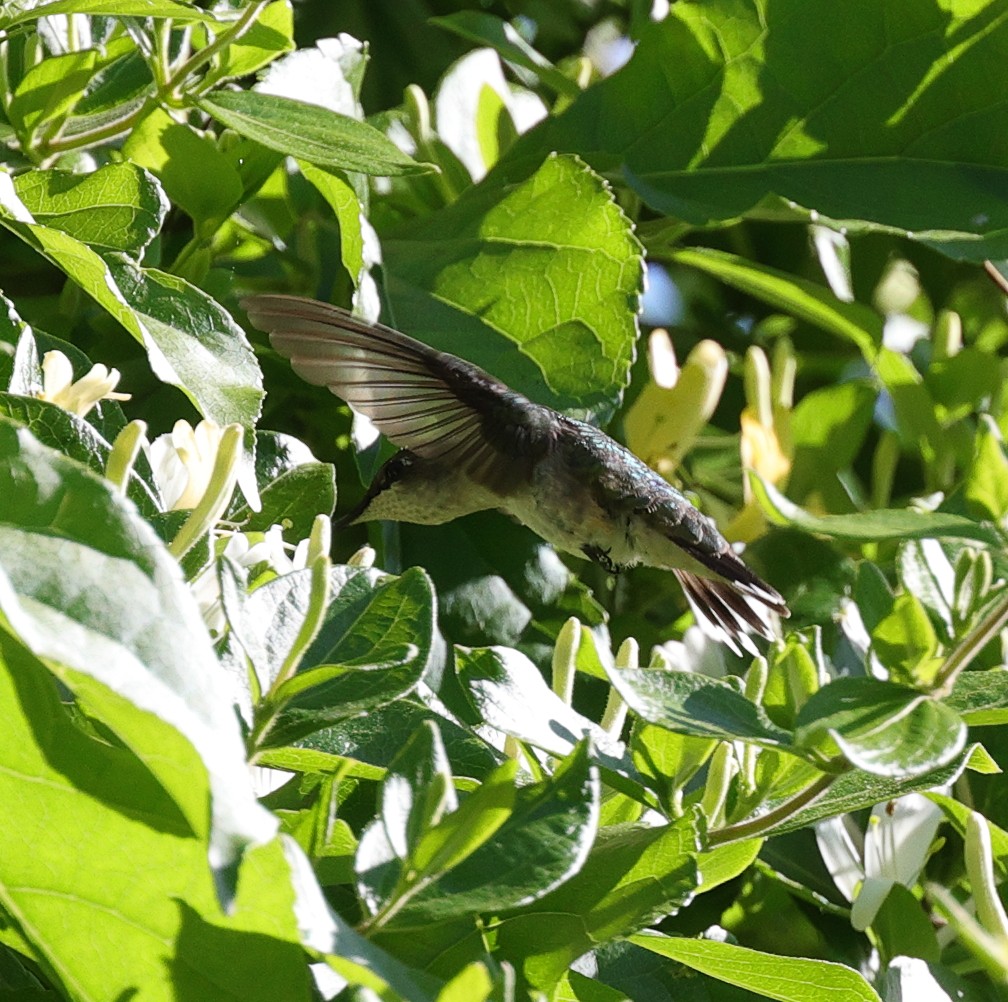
(2, 1), (1008, 1000)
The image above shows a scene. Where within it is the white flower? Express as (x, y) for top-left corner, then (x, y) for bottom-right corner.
(38, 350), (130, 417)
(193, 525), (312, 634)
(434, 49), (547, 181)
(257, 34), (365, 117)
(149, 419), (227, 511)
(816, 794), (943, 930)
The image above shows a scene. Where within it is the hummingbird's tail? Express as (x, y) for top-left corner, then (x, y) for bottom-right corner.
(674, 569), (788, 658)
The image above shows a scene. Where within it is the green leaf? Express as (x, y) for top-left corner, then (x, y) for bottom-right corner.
(854, 561), (894, 634)
(505, 0), (1008, 261)
(14, 162), (166, 256)
(431, 12), (580, 99)
(670, 247), (882, 359)
(875, 348), (943, 457)
(630, 720), (717, 808)
(964, 416), (1008, 521)
(382, 721), (459, 861)
(629, 933), (882, 1002)
(0, 633), (316, 1002)
(221, 561), (314, 700)
(795, 677), (966, 777)
(897, 540), (954, 637)
(763, 634), (821, 729)
(871, 593), (942, 686)
(0, 418), (274, 875)
(358, 757), (516, 920)
(872, 883), (941, 964)
(367, 742), (599, 926)
(752, 475), (1003, 546)
(232, 461), (336, 540)
(605, 667), (792, 748)
(203, 0), (294, 84)
(200, 89), (432, 175)
(123, 107), (243, 227)
(384, 153), (643, 422)
(758, 743), (978, 839)
(0, 392), (160, 517)
(494, 811), (701, 990)
(298, 160), (367, 288)
(102, 257), (265, 429)
(787, 381), (878, 504)
(7, 49), (98, 143)
(0, 0), (220, 27)
(265, 566), (436, 745)
(0, 180), (264, 430)
(943, 669), (1008, 726)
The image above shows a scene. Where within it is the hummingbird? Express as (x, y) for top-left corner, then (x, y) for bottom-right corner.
(243, 295), (789, 654)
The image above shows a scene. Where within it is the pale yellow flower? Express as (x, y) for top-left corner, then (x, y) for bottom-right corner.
(624, 330), (728, 477)
(39, 350), (130, 418)
(149, 419), (227, 511)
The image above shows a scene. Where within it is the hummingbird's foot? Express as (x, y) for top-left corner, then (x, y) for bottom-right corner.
(582, 544), (624, 574)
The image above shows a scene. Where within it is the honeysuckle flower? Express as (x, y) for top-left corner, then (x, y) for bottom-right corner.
(584, 19), (635, 76)
(193, 524), (312, 634)
(727, 344), (795, 542)
(434, 48), (547, 182)
(257, 34), (365, 118)
(624, 329), (728, 477)
(149, 419), (228, 511)
(38, 350), (130, 418)
(816, 794), (944, 931)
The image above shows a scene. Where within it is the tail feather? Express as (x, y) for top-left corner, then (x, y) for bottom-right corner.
(674, 569), (786, 658)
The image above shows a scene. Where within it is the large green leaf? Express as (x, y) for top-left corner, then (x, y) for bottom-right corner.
(384, 152), (643, 422)
(503, 0), (1008, 261)
(0, 633), (314, 1002)
(0, 177), (263, 430)
(13, 162), (166, 255)
(0, 419), (273, 875)
(495, 811), (702, 991)
(263, 566), (437, 746)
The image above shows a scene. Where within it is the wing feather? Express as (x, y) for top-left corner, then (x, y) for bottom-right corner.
(243, 294), (553, 491)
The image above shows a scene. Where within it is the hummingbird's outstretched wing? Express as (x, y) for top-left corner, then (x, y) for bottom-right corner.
(243, 295), (553, 492)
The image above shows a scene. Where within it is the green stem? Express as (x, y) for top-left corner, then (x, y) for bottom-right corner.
(932, 590), (1008, 695)
(41, 1), (268, 158)
(707, 771), (838, 846)
(162, 0), (269, 101)
(42, 101), (150, 156)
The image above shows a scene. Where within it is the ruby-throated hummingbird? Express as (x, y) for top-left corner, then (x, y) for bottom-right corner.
(244, 295), (789, 654)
